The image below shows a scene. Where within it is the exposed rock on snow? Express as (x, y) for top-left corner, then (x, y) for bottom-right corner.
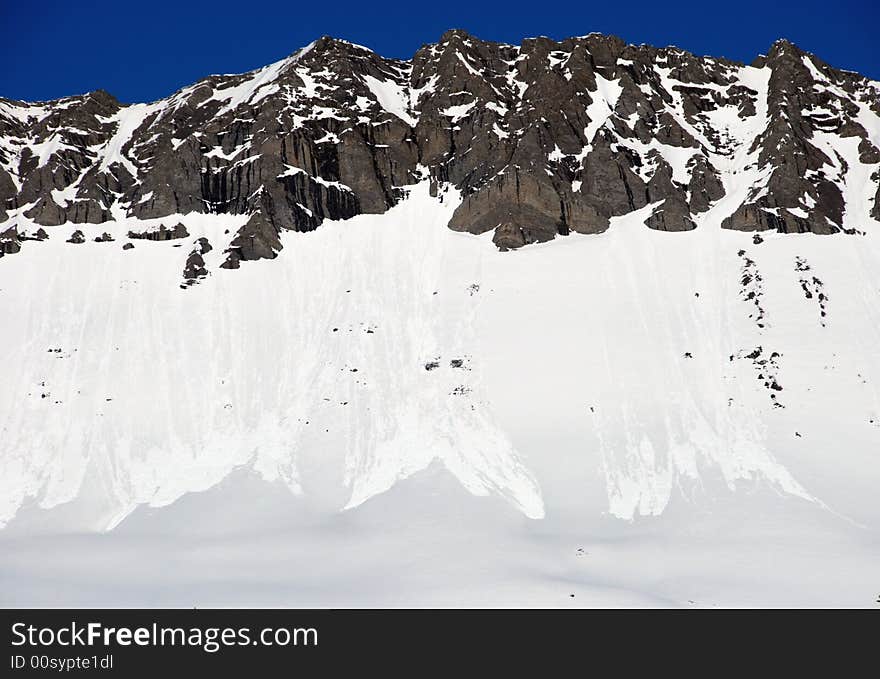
(127, 223), (189, 241)
(1, 31), (878, 269)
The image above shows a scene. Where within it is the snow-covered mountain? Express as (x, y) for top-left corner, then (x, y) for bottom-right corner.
(1, 31), (879, 606)
(4, 31), (879, 262)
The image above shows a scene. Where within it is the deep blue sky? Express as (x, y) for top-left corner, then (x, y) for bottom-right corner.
(1, 0), (877, 103)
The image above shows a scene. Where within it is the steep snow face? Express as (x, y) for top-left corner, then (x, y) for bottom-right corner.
(2, 183), (879, 534)
(204, 41), (317, 117)
(362, 74), (418, 126)
(581, 74), (622, 151)
(97, 102), (165, 179)
(0, 185), (543, 529)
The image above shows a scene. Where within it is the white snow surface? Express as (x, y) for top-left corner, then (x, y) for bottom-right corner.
(204, 41), (316, 118)
(1, 183), (879, 606)
(583, 74), (622, 148)
(362, 74), (418, 126)
(97, 102), (164, 179)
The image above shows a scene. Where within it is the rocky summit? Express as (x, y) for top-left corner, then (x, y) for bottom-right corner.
(1, 30), (879, 267)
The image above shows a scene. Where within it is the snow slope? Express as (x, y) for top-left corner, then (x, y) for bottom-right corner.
(1, 183), (879, 605)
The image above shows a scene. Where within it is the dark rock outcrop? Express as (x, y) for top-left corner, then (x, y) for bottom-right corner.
(127, 223), (189, 241)
(873, 173), (880, 221)
(20, 227), (49, 242)
(0, 225), (21, 256)
(645, 199), (697, 232)
(182, 237), (213, 287)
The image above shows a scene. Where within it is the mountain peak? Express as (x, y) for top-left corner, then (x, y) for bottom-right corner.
(438, 28), (475, 44)
(766, 37), (809, 60)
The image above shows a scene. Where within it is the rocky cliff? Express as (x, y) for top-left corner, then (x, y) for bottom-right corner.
(1, 30), (878, 267)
